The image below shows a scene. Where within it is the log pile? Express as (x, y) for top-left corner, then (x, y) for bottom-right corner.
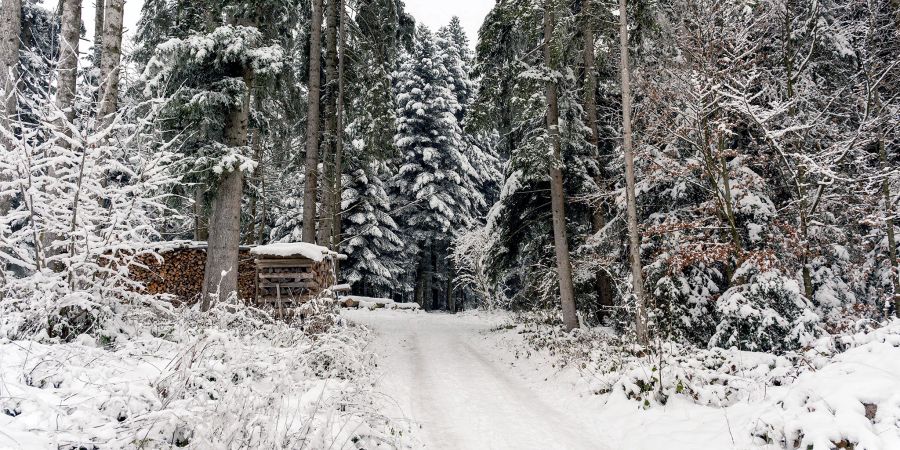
(130, 243), (256, 305)
(251, 242), (344, 314)
(254, 258), (335, 307)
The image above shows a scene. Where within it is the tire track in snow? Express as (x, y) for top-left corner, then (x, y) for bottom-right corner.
(346, 310), (610, 450)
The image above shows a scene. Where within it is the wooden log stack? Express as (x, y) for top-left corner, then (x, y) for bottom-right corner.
(251, 243), (342, 313)
(130, 242), (256, 305)
(254, 258), (336, 307)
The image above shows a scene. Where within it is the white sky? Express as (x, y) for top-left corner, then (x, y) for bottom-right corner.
(403, 0), (494, 47)
(52, 0), (492, 49)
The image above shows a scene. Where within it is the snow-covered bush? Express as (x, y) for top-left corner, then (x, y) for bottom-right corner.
(0, 81), (179, 342)
(751, 320), (900, 450)
(0, 299), (405, 449)
(505, 310), (900, 450)
(451, 226), (505, 309)
(710, 271), (822, 352)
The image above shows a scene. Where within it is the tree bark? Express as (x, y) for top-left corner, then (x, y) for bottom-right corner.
(56, 0), (82, 136)
(318, 0), (338, 247)
(447, 260), (456, 313)
(618, 0), (649, 345)
(93, 0), (104, 64)
(201, 69), (253, 309)
(879, 130), (899, 317)
(97, 0), (124, 129)
(582, 0), (615, 320)
(0, 0), (21, 217)
(544, 0), (579, 332)
(193, 188), (208, 241)
(0, 0), (20, 124)
(302, 0), (324, 243)
(331, 0), (346, 253)
(415, 246), (427, 309)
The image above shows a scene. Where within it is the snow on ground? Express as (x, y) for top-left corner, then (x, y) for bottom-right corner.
(343, 309), (613, 449)
(0, 302), (404, 449)
(344, 309), (900, 450)
(3, 303), (895, 449)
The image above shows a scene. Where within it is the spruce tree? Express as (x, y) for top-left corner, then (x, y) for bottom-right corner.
(341, 160), (404, 296)
(392, 26), (483, 307)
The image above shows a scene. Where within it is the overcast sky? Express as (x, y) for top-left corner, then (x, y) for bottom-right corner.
(403, 0), (494, 47)
(66, 1), (493, 49)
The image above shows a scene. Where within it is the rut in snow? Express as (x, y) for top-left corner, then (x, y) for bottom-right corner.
(344, 310), (610, 450)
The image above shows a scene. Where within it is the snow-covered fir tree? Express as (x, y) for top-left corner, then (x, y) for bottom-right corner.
(391, 25), (484, 307)
(340, 155), (404, 297)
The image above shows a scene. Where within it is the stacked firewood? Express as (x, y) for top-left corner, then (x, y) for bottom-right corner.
(254, 258), (336, 306)
(130, 246), (256, 305)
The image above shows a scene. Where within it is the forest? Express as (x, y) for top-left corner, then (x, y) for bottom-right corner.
(0, 0), (898, 448)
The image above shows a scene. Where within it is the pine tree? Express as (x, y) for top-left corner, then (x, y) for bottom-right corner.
(55, 0), (81, 139)
(0, 0), (21, 219)
(392, 26), (483, 307)
(341, 160), (404, 296)
(438, 20), (502, 207)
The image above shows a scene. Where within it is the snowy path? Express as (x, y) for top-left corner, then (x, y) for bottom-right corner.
(343, 310), (610, 450)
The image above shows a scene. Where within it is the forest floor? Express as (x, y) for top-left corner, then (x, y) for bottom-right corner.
(343, 309), (612, 449)
(344, 309), (900, 450)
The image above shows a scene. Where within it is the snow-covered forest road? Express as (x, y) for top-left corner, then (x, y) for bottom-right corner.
(343, 310), (610, 450)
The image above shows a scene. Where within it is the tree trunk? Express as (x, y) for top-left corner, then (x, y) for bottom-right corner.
(0, 0), (20, 124)
(582, 0), (614, 320)
(97, 0), (124, 129)
(879, 131), (899, 317)
(93, 0), (104, 64)
(415, 247), (427, 309)
(331, 0), (346, 254)
(424, 244), (434, 311)
(258, 167), (267, 244)
(544, 0), (579, 332)
(0, 0), (21, 217)
(247, 128), (260, 244)
(618, 0), (649, 345)
(447, 260), (456, 313)
(302, 0), (324, 243)
(56, 0), (82, 135)
(318, 0), (338, 247)
(193, 187), (208, 241)
(201, 69), (252, 309)
(432, 247), (441, 310)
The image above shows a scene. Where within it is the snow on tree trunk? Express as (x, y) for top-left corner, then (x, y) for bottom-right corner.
(303, 0), (324, 244)
(618, 0), (649, 345)
(201, 69), (252, 309)
(97, 0), (124, 129)
(56, 0), (81, 137)
(92, 0), (104, 64)
(0, 0), (21, 217)
(544, 1), (579, 332)
(0, 0), (20, 123)
(880, 129), (900, 317)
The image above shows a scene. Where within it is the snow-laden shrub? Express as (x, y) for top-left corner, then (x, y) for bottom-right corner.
(0, 76), (179, 342)
(751, 320), (900, 450)
(0, 299), (405, 449)
(650, 263), (721, 345)
(511, 311), (802, 408)
(509, 310), (900, 450)
(710, 271), (822, 352)
(452, 226), (504, 308)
